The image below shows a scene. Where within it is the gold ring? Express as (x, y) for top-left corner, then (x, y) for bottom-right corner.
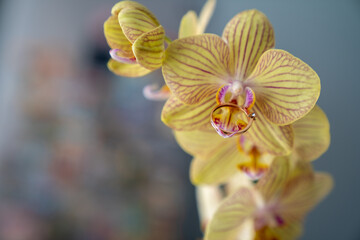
(210, 103), (256, 138)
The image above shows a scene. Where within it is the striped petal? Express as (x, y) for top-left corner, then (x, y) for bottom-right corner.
(247, 49), (321, 125)
(222, 10), (275, 80)
(163, 34), (231, 104)
(107, 59), (151, 77)
(190, 143), (251, 185)
(292, 105), (330, 161)
(133, 25), (165, 70)
(161, 95), (217, 131)
(204, 187), (257, 240)
(174, 129), (229, 158)
(279, 172), (333, 223)
(112, 0), (159, 21)
(178, 11), (197, 38)
(256, 157), (290, 201)
(117, 5), (159, 43)
(175, 128), (251, 185)
(104, 15), (133, 58)
(245, 106), (294, 156)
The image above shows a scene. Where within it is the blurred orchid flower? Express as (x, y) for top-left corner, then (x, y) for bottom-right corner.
(144, 0), (217, 100)
(104, 1), (166, 77)
(175, 105), (330, 184)
(162, 10), (320, 155)
(204, 157), (333, 240)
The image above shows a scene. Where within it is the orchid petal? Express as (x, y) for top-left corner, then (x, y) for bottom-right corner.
(161, 95), (217, 131)
(107, 59), (151, 77)
(174, 129), (229, 157)
(118, 6), (159, 43)
(222, 10), (274, 80)
(133, 25), (165, 70)
(190, 144), (251, 185)
(174, 129), (249, 184)
(245, 106), (294, 156)
(256, 157), (290, 201)
(178, 11), (198, 38)
(104, 15), (133, 58)
(196, 185), (223, 231)
(143, 84), (170, 101)
(292, 105), (330, 161)
(248, 49), (321, 125)
(163, 34), (231, 104)
(204, 187), (257, 240)
(279, 172), (333, 223)
(112, 0), (158, 21)
(197, 0), (217, 34)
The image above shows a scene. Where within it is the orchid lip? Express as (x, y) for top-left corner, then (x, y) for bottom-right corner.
(110, 49), (137, 64)
(210, 103), (256, 138)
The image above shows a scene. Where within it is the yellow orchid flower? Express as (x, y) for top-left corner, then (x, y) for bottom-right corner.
(162, 9), (321, 155)
(144, 0), (217, 100)
(104, 1), (166, 77)
(204, 158), (333, 240)
(175, 105), (329, 184)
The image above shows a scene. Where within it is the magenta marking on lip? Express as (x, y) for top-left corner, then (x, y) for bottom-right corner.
(110, 49), (136, 64)
(274, 214), (285, 226)
(244, 87), (255, 109)
(216, 85), (230, 104)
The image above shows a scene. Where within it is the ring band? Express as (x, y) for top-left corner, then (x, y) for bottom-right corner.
(210, 103), (256, 137)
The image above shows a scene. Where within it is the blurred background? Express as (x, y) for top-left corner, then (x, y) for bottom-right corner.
(0, 0), (359, 239)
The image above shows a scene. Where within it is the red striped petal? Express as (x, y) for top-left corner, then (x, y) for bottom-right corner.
(163, 34), (231, 105)
(247, 49), (321, 125)
(222, 10), (275, 80)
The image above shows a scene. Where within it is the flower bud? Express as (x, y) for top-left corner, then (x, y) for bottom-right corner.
(104, 1), (165, 77)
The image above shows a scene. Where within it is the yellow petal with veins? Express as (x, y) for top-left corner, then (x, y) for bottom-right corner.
(222, 9), (274, 79)
(175, 129), (251, 184)
(104, 15), (133, 58)
(133, 25), (165, 70)
(247, 49), (321, 125)
(161, 95), (217, 131)
(163, 34), (231, 104)
(204, 187), (258, 240)
(190, 145), (251, 185)
(245, 106), (294, 156)
(174, 129), (226, 157)
(256, 157), (290, 201)
(112, 1), (159, 24)
(279, 170), (333, 223)
(118, 6), (159, 43)
(292, 105), (330, 161)
(107, 59), (151, 77)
